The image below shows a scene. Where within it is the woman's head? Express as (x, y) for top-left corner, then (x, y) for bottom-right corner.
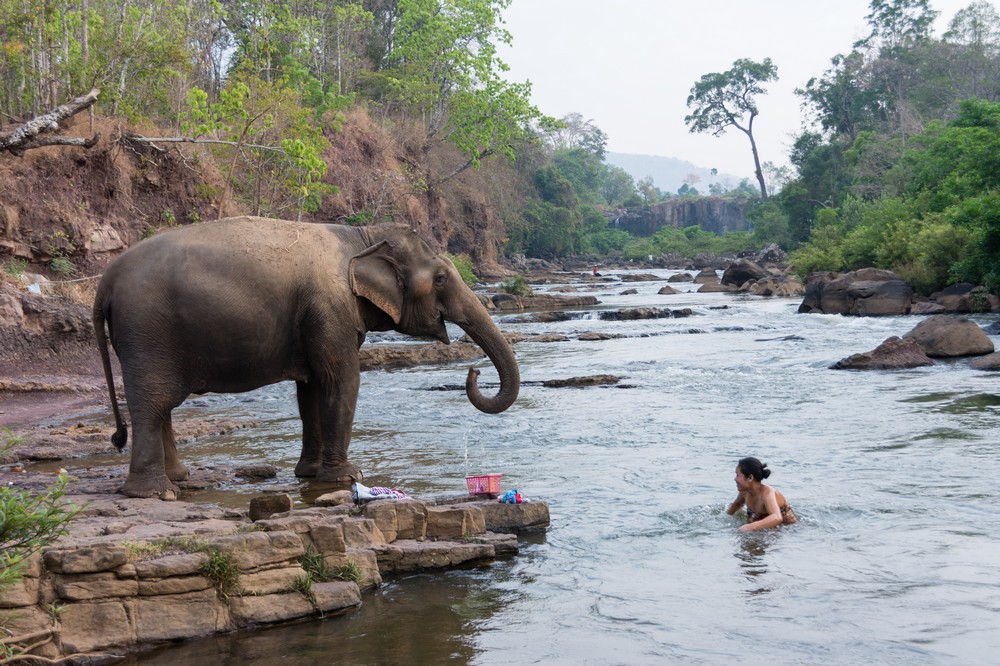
(737, 457), (771, 483)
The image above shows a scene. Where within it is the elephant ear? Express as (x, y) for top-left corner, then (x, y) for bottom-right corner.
(349, 240), (403, 324)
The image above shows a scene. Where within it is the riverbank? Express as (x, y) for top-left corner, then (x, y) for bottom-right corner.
(1, 468), (549, 663)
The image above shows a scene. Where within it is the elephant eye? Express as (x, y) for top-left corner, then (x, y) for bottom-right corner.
(434, 272), (448, 287)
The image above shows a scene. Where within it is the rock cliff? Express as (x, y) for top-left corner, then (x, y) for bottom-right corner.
(611, 197), (749, 237)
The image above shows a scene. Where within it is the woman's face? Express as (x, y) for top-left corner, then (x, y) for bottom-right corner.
(735, 466), (752, 491)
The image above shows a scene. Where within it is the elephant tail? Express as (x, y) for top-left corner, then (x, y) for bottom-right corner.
(93, 297), (128, 450)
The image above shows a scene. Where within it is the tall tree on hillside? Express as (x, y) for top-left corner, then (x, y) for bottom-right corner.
(942, 1), (1000, 101)
(685, 57), (778, 199)
(855, 0), (938, 52)
(382, 0), (552, 181)
(545, 112), (608, 158)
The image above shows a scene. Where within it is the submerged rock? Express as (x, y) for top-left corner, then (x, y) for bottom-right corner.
(542, 374), (620, 388)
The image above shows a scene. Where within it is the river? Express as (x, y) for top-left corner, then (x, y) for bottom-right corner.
(94, 269), (1000, 664)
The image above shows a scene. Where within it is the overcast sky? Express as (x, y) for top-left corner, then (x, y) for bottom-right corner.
(498, 0), (985, 180)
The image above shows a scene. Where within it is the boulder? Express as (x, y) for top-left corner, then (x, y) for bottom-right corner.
(829, 336), (934, 370)
(970, 352), (1000, 370)
(746, 275), (805, 297)
(902, 314), (995, 357)
(698, 282), (738, 293)
(721, 258), (769, 286)
(619, 273), (661, 282)
(910, 301), (947, 315)
(799, 269), (912, 315)
(668, 272), (694, 282)
(598, 307), (673, 321)
(928, 283), (1000, 313)
(657, 285), (679, 295)
(85, 225), (126, 253)
(249, 493), (294, 521)
(752, 243), (788, 266)
(693, 267), (719, 284)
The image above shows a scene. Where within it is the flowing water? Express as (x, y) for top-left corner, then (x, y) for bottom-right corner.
(77, 270), (1000, 664)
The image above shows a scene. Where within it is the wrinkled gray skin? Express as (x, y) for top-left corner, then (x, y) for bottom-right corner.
(93, 216), (519, 499)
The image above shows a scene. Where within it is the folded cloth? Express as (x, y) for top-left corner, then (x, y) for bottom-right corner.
(352, 481), (410, 501)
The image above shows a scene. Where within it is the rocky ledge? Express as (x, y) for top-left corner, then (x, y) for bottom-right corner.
(0, 482), (549, 663)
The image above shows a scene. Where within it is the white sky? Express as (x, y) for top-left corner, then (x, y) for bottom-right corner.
(498, 0), (987, 180)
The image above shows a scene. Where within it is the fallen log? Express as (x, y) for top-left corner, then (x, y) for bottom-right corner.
(0, 88), (101, 155)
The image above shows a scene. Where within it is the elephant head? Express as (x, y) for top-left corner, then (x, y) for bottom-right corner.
(349, 228), (519, 414)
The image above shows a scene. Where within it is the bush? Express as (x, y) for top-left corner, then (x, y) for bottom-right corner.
(0, 430), (78, 594)
(499, 275), (533, 297)
(448, 253), (478, 286)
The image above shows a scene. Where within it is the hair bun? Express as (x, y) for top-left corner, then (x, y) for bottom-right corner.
(761, 464), (771, 479)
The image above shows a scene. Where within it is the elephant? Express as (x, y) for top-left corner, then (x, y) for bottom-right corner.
(93, 216), (519, 499)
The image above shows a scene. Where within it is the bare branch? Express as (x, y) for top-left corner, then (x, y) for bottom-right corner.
(126, 135), (290, 155)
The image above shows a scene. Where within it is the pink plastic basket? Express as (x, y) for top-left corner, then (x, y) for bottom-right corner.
(465, 473), (502, 495)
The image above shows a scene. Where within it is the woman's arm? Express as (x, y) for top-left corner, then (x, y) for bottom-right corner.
(726, 493), (745, 516)
(737, 489), (783, 532)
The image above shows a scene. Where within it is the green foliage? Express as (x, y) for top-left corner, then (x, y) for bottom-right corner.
(0, 429), (78, 594)
(499, 275), (533, 297)
(786, 98), (1000, 294)
(5, 258), (27, 278)
(200, 547), (240, 597)
(181, 71), (335, 218)
(299, 548), (333, 582)
(448, 254), (478, 286)
(45, 231), (76, 277)
(640, 226), (755, 260)
(749, 200), (792, 248)
(382, 0), (552, 177)
(332, 559), (363, 584)
(948, 193), (1000, 294)
(344, 211), (374, 226)
(49, 256), (76, 276)
(788, 208), (847, 278)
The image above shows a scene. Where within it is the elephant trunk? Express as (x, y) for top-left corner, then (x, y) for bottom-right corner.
(456, 299), (520, 414)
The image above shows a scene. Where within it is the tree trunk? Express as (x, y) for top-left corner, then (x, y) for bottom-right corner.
(744, 115), (768, 200)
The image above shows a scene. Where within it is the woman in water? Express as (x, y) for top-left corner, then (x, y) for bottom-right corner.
(726, 457), (798, 532)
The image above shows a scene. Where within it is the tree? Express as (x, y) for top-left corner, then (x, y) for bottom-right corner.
(941, 1), (1000, 102)
(856, 0), (938, 52)
(685, 57), (778, 199)
(544, 112), (608, 158)
(637, 176), (658, 203)
(601, 164), (636, 207)
(381, 0), (552, 181)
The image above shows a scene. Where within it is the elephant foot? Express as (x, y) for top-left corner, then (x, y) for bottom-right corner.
(316, 463), (363, 486)
(166, 463), (189, 482)
(294, 458), (319, 478)
(121, 474), (180, 501)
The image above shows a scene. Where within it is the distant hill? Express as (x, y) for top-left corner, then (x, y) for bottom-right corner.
(605, 152), (747, 196)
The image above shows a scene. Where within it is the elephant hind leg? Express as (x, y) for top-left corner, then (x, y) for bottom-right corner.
(121, 392), (180, 500)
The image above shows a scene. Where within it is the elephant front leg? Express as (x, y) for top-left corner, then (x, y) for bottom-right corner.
(313, 369), (363, 485)
(294, 380), (323, 477)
